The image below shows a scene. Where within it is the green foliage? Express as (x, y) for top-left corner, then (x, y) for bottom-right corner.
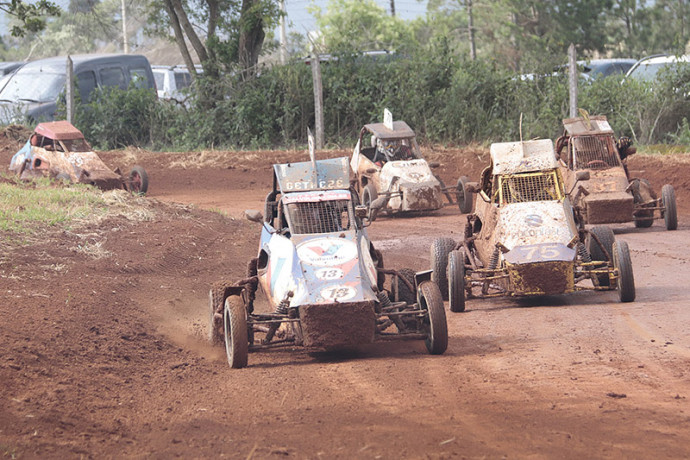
(73, 84), (159, 149)
(311, 0), (416, 52)
(0, 0), (61, 37)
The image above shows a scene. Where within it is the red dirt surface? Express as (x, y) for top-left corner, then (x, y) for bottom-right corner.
(1, 129), (690, 458)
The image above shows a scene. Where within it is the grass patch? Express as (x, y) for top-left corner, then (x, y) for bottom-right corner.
(0, 177), (108, 235)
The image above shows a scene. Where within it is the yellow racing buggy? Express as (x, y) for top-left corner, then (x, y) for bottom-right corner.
(430, 139), (636, 312)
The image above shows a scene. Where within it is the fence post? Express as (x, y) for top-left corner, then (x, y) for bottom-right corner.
(66, 55), (74, 124)
(568, 44), (577, 118)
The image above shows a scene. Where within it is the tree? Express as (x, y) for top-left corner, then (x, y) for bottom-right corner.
(1, 0), (61, 36)
(146, 0), (279, 78)
(310, 0), (416, 53)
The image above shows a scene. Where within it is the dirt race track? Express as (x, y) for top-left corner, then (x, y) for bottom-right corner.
(1, 131), (690, 458)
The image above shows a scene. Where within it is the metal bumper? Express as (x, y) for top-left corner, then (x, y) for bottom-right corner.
(299, 301), (376, 349)
(584, 192), (633, 224)
(399, 183), (444, 212)
(506, 260), (575, 296)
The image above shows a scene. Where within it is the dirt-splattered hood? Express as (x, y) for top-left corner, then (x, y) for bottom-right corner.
(495, 201), (578, 251)
(378, 159), (438, 189)
(260, 228), (379, 309)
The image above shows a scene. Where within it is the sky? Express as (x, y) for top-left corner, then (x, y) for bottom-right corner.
(1, 0), (429, 38)
(283, 0), (428, 34)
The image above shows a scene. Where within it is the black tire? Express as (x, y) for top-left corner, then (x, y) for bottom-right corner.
(208, 288), (225, 345)
(587, 226), (615, 287)
(392, 268), (417, 304)
(430, 237), (456, 300)
(662, 184), (677, 231)
(447, 249), (466, 313)
(223, 296), (249, 368)
(613, 240), (635, 302)
(456, 176), (473, 214)
(129, 165), (149, 195)
(632, 179), (654, 228)
(419, 281), (448, 355)
(362, 183), (379, 220)
(634, 209), (654, 228)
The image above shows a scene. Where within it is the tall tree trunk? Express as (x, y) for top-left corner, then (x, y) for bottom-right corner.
(238, 0), (266, 76)
(169, 0), (209, 63)
(163, 0), (197, 76)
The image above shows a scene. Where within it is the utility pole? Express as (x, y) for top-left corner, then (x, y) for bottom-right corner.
(121, 0), (128, 53)
(311, 51), (324, 149)
(390, 0), (395, 17)
(279, 0), (287, 64)
(467, 0), (476, 60)
(568, 44), (578, 118)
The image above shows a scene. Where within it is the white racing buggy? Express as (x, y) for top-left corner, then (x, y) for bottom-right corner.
(350, 110), (471, 217)
(556, 115), (677, 230)
(9, 120), (149, 194)
(209, 154), (448, 368)
(431, 139), (636, 312)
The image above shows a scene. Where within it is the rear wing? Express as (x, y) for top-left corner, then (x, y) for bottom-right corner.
(273, 157), (350, 193)
(490, 139), (558, 175)
(562, 116), (614, 136)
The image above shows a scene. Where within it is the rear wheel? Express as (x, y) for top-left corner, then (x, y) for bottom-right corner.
(587, 226), (615, 287)
(613, 240), (635, 302)
(223, 297), (249, 369)
(456, 176), (473, 214)
(662, 184), (677, 231)
(129, 165), (149, 195)
(208, 288), (225, 345)
(419, 281), (448, 355)
(447, 249), (466, 313)
(430, 237), (456, 300)
(362, 183), (379, 220)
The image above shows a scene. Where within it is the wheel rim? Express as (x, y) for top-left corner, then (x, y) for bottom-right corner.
(130, 172), (142, 193)
(223, 305), (234, 365)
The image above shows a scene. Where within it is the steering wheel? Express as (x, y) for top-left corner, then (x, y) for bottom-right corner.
(586, 160), (607, 168)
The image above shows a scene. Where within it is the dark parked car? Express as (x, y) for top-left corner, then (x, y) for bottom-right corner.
(0, 54), (156, 125)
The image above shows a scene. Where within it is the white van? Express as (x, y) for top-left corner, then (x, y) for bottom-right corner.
(625, 54), (690, 82)
(151, 65), (202, 102)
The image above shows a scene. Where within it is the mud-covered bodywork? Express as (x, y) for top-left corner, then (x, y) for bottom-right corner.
(9, 120), (148, 193)
(351, 120), (451, 214)
(433, 139), (635, 308)
(557, 115), (676, 229)
(211, 156), (448, 368)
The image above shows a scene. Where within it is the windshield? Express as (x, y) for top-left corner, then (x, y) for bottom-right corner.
(0, 71), (65, 103)
(572, 135), (620, 170)
(286, 199), (353, 234)
(498, 171), (563, 205)
(62, 138), (91, 152)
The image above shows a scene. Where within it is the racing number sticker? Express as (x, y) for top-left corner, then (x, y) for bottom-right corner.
(320, 285), (356, 301)
(315, 268), (345, 280)
(521, 244), (561, 261)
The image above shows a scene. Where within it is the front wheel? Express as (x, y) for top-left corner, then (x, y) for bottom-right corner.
(662, 184), (677, 231)
(223, 297), (249, 368)
(418, 281), (448, 355)
(613, 240), (635, 302)
(362, 183), (379, 221)
(430, 237), (456, 300)
(456, 176), (473, 214)
(129, 165), (149, 195)
(447, 249), (466, 313)
(587, 226), (615, 287)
